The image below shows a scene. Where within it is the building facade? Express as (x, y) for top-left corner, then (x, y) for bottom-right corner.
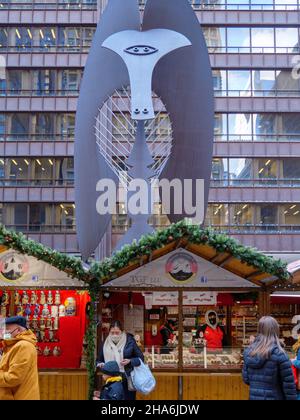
(0, 0), (300, 260)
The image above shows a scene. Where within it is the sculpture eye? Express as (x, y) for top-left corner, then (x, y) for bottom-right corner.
(124, 45), (158, 56)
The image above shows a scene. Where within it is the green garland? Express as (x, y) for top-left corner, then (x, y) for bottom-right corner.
(0, 221), (291, 399)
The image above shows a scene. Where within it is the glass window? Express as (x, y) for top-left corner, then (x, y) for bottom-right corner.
(6, 158), (29, 185)
(203, 27), (226, 51)
(59, 114), (76, 138)
(55, 204), (75, 231)
(229, 159), (253, 186)
(61, 70), (81, 92)
(82, 28), (95, 48)
(58, 27), (80, 50)
(281, 159), (300, 185)
(55, 158), (74, 185)
(211, 158), (228, 186)
(253, 114), (276, 141)
(29, 204), (47, 231)
(32, 70), (56, 95)
(10, 114), (30, 139)
(33, 114), (55, 139)
(256, 159), (278, 184)
(230, 204), (254, 229)
(206, 204), (229, 228)
(8, 70), (22, 93)
(251, 28), (274, 53)
(0, 114), (5, 140)
(38, 28), (56, 49)
(227, 27), (250, 53)
(6, 204), (28, 231)
(252, 70), (276, 96)
(228, 113), (252, 141)
(214, 114), (227, 140)
(282, 204), (300, 229)
(0, 28), (8, 48)
(257, 205), (278, 229)
(281, 114), (300, 137)
(275, 70), (300, 96)
(32, 158), (54, 186)
(275, 28), (299, 52)
(0, 158), (4, 181)
(227, 70), (251, 96)
(14, 27), (32, 49)
(213, 70), (227, 95)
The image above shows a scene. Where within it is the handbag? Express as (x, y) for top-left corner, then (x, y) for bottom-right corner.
(125, 371), (136, 392)
(130, 359), (156, 395)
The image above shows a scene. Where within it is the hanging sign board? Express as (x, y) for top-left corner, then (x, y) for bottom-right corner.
(0, 249), (86, 288)
(103, 248), (258, 289)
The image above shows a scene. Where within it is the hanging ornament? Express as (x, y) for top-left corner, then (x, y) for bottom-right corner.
(54, 291), (61, 306)
(30, 291), (37, 305)
(40, 291), (46, 305)
(59, 304), (66, 317)
(47, 291), (53, 305)
(42, 304), (50, 318)
(21, 291), (29, 306)
(51, 305), (58, 318)
(33, 304), (40, 319)
(53, 317), (59, 330)
(16, 305), (24, 317)
(64, 297), (76, 316)
(14, 292), (20, 306)
(24, 304), (31, 319)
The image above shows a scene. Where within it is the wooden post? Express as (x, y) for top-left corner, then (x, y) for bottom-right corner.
(178, 290), (183, 400)
(226, 305), (232, 347)
(258, 289), (271, 318)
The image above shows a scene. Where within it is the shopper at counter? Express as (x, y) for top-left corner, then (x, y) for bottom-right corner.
(97, 320), (144, 400)
(0, 316), (40, 400)
(159, 319), (177, 354)
(242, 316), (297, 401)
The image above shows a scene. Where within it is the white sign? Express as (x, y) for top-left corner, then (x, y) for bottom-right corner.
(183, 292), (217, 305)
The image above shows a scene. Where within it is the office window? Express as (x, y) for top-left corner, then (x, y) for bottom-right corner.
(0, 28), (8, 47)
(32, 70), (56, 95)
(214, 114), (227, 140)
(281, 159), (300, 185)
(227, 27), (250, 53)
(58, 28), (80, 49)
(230, 204), (253, 228)
(5, 204), (28, 231)
(55, 158), (74, 185)
(0, 158), (4, 181)
(206, 204), (229, 227)
(33, 114), (55, 139)
(8, 70), (22, 93)
(251, 27), (274, 53)
(211, 158), (228, 186)
(6, 158), (29, 185)
(61, 70), (81, 92)
(0, 114), (5, 139)
(275, 70), (300, 95)
(38, 28), (57, 49)
(282, 204), (300, 228)
(252, 70), (276, 96)
(29, 204), (47, 231)
(14, 27), (32, 49)
(258, 205), (278, 229)
(32, 158), (54, 186)
(256, 159), (278, 184)
(253, 114), (276, 140)
(228, 113), (252, 141)
(275, 27), (299, 52)
(55, 204), (76, 230)
(227, 70), (251, 96)
(229, 159), (253, 186)
(203, 27), (226, 50)
(11, 114), (30, 138)
(59, 114), (76, 138)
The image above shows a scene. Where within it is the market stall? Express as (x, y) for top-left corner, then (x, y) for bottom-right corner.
(0, 240), (90, 400)
(96, 228), (292, 400)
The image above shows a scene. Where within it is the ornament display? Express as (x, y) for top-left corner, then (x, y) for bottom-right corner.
(2, 292), (9, 306)
(64, 297), (76, 316)
(53, 346), (61, 357)
(33, 304), (40, 319)
(43, 346), (51, 356)
(16, 305), (24, 316)
(24, 304), (31, 318)
(53, 317), (59, 330)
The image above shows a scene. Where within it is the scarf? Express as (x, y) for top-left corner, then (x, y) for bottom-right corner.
(103, 332), (127, 372)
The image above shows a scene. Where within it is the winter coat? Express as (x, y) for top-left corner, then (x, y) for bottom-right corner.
(0, 330), (40, 400)
(242, 344), (297, 400)
(98, 333), (144, 400)
(100, 377), (125, 400)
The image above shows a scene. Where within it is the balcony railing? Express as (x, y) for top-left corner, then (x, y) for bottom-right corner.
(189, 1), (300, 11)
(0, 134), (74, 142)
(0, 89), (79, 97)
(0, 178), (74, 186)
(215, 134), (300, 142)
(0, 1), (97, 10)
(4, 224), (76, 233)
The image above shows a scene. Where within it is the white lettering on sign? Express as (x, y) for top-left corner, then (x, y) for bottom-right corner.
(292, 315), (300, 340)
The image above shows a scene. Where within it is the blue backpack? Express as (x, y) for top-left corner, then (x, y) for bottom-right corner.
(131, 359), (156, 395)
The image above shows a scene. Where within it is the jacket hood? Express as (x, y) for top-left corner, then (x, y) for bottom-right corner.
(2, 330), (37, 348)
(244, 344), (278, 369)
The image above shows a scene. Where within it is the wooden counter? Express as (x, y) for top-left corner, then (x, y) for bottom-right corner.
(38, 370), (248, 400)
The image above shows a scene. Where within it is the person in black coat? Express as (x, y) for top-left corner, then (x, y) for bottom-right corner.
(242, 316), (297, 400)
(97, 320), (144, 400)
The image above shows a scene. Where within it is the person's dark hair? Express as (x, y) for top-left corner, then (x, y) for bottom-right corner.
(167, 319), (176, 327)
(109, 320), (123, 331)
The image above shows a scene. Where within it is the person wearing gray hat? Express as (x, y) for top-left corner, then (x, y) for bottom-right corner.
(93, 361), (124, 401)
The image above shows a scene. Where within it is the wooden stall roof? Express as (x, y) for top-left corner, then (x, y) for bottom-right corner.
(98, 224), (290, 289)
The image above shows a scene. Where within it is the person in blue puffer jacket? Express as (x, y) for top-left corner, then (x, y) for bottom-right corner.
(292, 337), (300, 400)
(242, 316), (297, 401)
